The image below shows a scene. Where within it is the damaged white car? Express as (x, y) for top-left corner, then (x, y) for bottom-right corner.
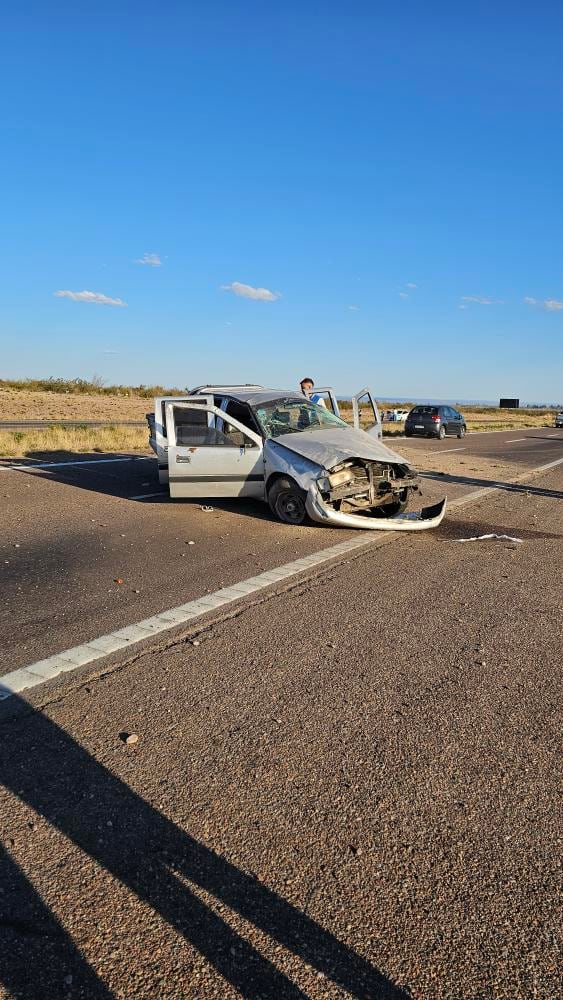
(147, 385), (446, 530)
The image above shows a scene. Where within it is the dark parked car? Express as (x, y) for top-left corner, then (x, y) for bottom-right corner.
(405, 405), (466, 439)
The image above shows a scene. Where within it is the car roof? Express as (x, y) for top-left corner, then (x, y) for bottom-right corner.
(192, 386), (306, 405)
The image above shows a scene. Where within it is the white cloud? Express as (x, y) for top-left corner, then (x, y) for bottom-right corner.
(523, 296), (563, 311)
(348, 304), (359, 311)
(399, 291), (409, 299)
(459, 304), (468, 310)
(135, 253), (162, 267)
(460, 295), (503, 305)
(101, 349), (120, 354)
(54, 289), (127, 307)
(406, 282), (418, 289)
(221, 281), (280, 302)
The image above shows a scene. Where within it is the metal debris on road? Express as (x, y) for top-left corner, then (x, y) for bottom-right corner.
(456, 533), (523, 544)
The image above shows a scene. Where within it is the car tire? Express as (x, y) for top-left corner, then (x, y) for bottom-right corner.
(438, 425), (446, 439)
(268, 477), (309, 525)
(405, 430), (413, 437)
(458, 425), (466, 439)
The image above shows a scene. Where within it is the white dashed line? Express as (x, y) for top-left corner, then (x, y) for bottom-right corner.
(438, 447), (466, 453)
(2, 454), (562, 702)
(505, 438), (526, 444)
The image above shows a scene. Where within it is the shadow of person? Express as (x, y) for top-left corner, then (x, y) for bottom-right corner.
(0, 697), (408, 999)
(0, 845), (113, 999)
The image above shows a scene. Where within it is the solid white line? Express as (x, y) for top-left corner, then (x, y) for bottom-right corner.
(1, 456), (154, 472)
(438, 447), (466, 453)
(505, 438), (526, 443)
(0, 534), (380, 700)
(2, 454), (562, 702)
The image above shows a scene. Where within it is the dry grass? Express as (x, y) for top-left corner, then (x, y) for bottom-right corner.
(0, 389), (151, 423)
(0, 425), (149, 459)
(0, 389), (557, 457)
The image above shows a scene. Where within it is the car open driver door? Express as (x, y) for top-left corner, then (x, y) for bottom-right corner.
(164, 401), (265, 499)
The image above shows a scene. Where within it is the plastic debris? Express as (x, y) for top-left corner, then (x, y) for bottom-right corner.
(456, 533), (523, 544)
(114, 578), (125, 584)
(201, 505), (214, 512)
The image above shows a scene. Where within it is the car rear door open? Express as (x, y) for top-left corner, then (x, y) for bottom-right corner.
(165, 402), (265, 499)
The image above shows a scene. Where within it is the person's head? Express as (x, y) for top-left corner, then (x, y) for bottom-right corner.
(300, 377), (314, 394)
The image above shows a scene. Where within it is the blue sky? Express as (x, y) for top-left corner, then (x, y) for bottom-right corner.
(1, 1), (562, 402)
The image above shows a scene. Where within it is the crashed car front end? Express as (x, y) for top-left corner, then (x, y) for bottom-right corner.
(308, 457), (446, 530)
(264, 434), (446, 531)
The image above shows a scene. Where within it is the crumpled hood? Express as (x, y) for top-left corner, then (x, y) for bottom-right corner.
(266, 427), (410, 470)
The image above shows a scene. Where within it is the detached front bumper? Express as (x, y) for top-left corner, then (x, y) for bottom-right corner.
(305, 486), (447, 531)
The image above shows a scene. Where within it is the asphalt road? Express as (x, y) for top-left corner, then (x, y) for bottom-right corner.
(0, 427), (560, 676)
(1, 429), (562, 997)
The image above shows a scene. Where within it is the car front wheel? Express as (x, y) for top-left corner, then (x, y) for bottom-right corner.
(458, 425), (466, 438)
(268, 477), (308, 525)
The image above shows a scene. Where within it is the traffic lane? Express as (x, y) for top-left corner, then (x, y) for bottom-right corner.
(0, 443), (549, 674)
(398, 426), (563, 467)
(2, 469), (560, 997)
(0, 455), (447, 674)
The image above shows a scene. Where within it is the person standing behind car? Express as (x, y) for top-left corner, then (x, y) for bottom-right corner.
(299, 377), (326, 407)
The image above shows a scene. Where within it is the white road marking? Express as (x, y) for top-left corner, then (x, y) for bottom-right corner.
(1, 456), (154, 472)
(130, 491), (167, 500)
(505, 438), (526, 443)
(2, 454), (562, 702)
(547, 432), (560, 437)
(438, 447), (466, 453)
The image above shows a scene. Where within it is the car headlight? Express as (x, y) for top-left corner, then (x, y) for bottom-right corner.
(328, 469), (355, 488)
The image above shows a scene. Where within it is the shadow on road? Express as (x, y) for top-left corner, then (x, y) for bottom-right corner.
(421, 470), (563, 501)
(0, 451), (285, 525)
(0, 696), (408, 999)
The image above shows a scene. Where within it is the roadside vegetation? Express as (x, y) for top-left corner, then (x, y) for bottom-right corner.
(0, 376), (184, 397)
(0, 424), (148, 459)
(0, 379), (557, 458)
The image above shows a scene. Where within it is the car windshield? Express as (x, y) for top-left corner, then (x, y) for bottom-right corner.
(253, 397), (349, 438)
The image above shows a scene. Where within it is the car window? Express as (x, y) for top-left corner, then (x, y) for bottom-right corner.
(411, 406), (438, 416)
(174, 408), (257, 447)
(224, 399), (260, 435)
(253, 398), (348, 438)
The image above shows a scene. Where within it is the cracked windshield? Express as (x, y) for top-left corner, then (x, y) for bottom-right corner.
(254, 398), (348, 438)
